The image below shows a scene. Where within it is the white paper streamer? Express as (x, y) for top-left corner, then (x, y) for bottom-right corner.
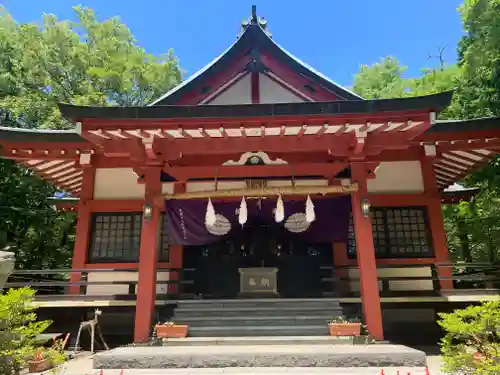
(205, 198), (216, 226)
(275, 194), (285, 223)
(305, 195), (316, 223)
(238, 196), (248, 226)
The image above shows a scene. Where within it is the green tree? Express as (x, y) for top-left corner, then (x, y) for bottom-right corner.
(0, 287), (52, 375)
(352, 57), (410, 99)
(454, 0), (500, 119)
(352, 56), (459, 107)
(0, 6), (182, 270)
(439, 301), (500, 375)
(0, 6), (182, 129)
(0, 159), (75, 270)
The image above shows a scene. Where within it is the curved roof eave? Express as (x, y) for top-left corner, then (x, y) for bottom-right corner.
(428, 116), (500, 133)
(268, 38), (363, 100)
(149, 22), (363, 106)
(59, 91), (453, 121)
(0, 126), (84, 142)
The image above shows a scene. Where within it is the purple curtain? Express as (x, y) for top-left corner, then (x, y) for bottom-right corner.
(165, 196), (351, 246)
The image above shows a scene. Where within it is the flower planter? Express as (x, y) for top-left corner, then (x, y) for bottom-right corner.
(156, 324), (188, 338)
(28, 358), (52, 373)
(328, 322), (362, 336)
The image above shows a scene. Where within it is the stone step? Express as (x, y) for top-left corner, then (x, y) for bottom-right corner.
(186, 325), (329, 337)
(175, 316), (332, 327)
(94, 344), (427, 369)
(177, 300), (341, 310)
(162, 335), (364, 346)
(173, 307), (343, 318)
(174, 314), (330, 323)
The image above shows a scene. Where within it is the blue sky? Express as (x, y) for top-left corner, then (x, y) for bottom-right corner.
(3, 0), (464, 87)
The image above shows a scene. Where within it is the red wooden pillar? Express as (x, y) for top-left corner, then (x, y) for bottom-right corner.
(69, 166), (95, 294)
(421, 159), (454, 290)
(351, 162), (384, 340)
(134, 167), (162, 343)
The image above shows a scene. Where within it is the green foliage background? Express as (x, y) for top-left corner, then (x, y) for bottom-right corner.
(439, 301), (500, 375)
(0, 287), (52, 375)
(352, 0), (500, 264)
(0, 6), (182, 269)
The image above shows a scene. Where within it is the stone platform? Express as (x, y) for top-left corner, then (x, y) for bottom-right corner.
(93, 344), (427, 369)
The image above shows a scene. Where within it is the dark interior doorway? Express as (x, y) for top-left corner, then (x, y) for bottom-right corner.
(183, 217), (333, 298)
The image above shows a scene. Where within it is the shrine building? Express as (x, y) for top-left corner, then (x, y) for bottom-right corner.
(1, 7), (500, 343)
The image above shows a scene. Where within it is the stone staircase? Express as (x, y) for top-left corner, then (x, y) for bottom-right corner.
(171, 298), (344, 337)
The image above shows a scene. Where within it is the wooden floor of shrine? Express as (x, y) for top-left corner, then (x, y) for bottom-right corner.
(32, 290), (500, 308)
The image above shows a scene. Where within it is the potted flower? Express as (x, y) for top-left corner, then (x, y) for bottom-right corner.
(27, 348), (53, 373)
(155, 321), (188, 338)
(327, 317), (362, 336)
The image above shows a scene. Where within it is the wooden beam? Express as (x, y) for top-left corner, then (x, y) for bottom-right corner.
(251, 71), (259, 104)
(162, 183), (358, 200)
(82, 110), (431, 130)
(164, 162), (347, 180)
(158, 132), (420, 161)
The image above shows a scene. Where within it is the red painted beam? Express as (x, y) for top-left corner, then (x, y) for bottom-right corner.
(87, 200), (145, 212)
(164, 162), (347, 180)
(158, 133), (418, 161)
(251, 71), (260, 104)
(81, 111), (431, 130)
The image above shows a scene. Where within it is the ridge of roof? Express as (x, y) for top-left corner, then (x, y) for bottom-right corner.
(149, 11), (362, 106)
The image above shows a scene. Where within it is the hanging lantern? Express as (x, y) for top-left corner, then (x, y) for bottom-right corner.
(205, 198), (216, 226)
(275, 194), (285, 223)
(305, 195), (316, 223)
(238, 196), (248, 226)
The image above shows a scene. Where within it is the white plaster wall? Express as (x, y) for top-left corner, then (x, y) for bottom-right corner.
(367, 161), (424, 193)
(162, 183), (174, 195)
(93, 168), (145, 199)
(86, 271), (170, 296)
(259, 73), (304, 103)
(208, 74), (252, 105)
(348, 266), (433, 292)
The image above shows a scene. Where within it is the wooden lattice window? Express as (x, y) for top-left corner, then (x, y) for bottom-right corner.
(348, 207), (434, 259)
(89, 213), (142, 263)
